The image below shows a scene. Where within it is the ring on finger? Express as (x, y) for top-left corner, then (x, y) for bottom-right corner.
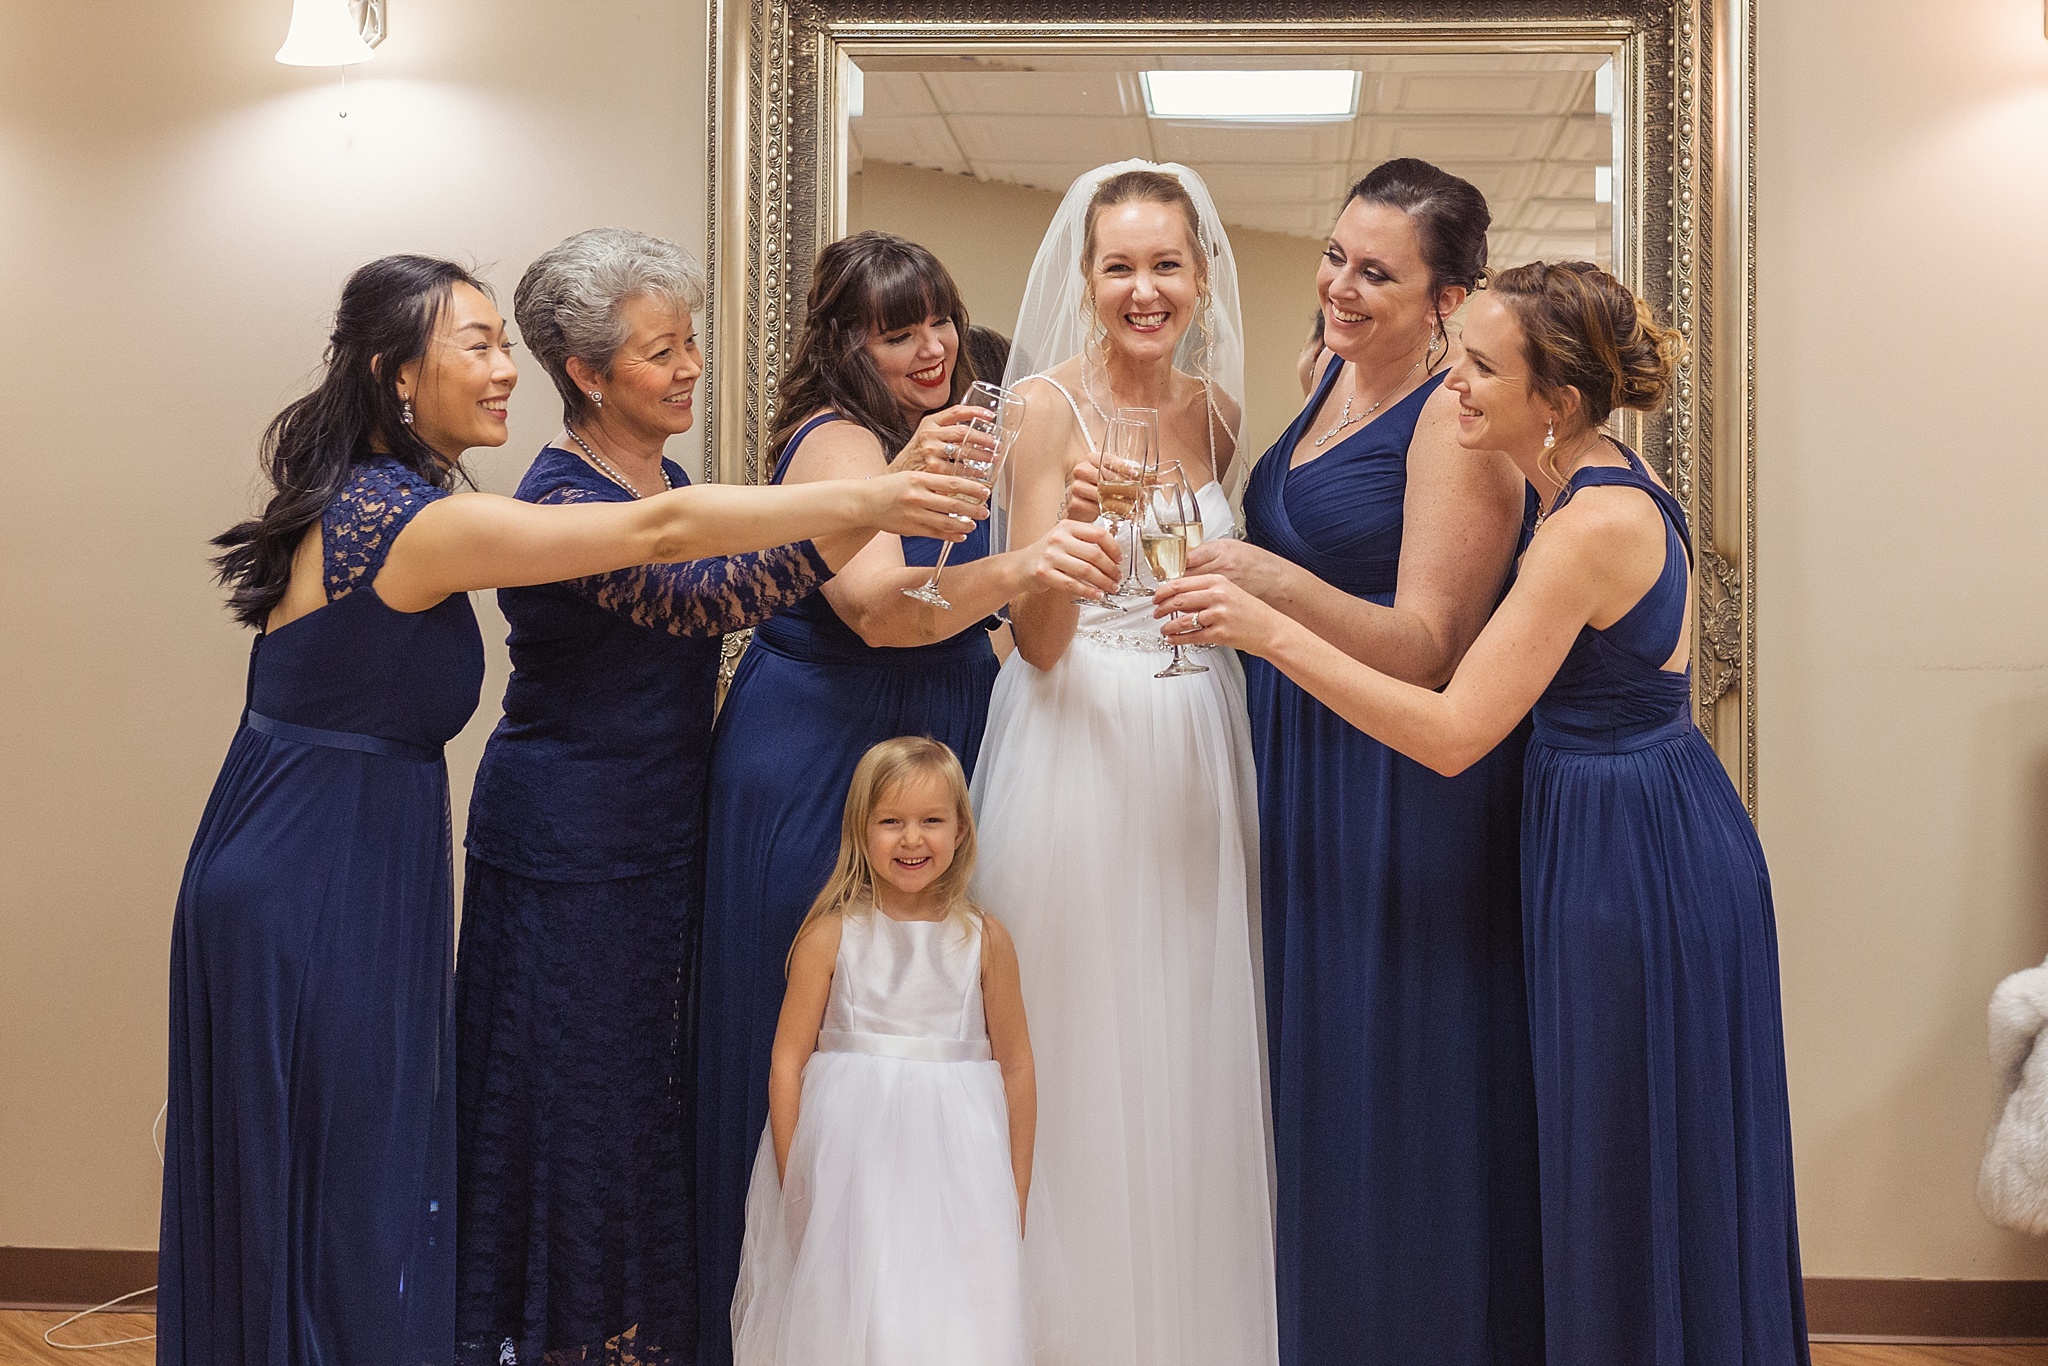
(1190, 610), (1202, 631)
(943, 441), (959, 458)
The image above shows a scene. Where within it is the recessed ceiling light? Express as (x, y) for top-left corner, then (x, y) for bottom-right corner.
(1141, 70), (1360, 123)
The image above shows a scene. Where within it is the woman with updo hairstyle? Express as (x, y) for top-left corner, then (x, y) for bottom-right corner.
(1160, 261), (1811, 1364)
(1186, 157), (1543, 1366)
(695, 230), (1118, 1360)
(159, 254), (988, 1366)
(453, 227), (947, 1365)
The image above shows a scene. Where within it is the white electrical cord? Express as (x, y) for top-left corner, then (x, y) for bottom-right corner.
(41, 1102), (166, 1352)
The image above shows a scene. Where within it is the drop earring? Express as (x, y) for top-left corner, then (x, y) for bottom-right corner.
(401, 397), (414, 427)
(589, 390), (603, 407)
(1544, 418), (1555, 450)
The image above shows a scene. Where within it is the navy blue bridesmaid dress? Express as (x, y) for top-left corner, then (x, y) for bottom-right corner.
(1241, 363), (1545, 1366)
(1523, 447), (1808, 1365)
(160, 456), (482, 1366)
(455, 448), (832, 1366)
(694, 413), (1001, 1365)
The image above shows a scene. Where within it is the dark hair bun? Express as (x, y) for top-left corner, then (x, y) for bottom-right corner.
(1485, 260), (1680, 426)
(1344, 158), (1490, 294)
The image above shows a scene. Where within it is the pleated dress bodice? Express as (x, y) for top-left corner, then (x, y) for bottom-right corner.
(817, 912), (990, 1061)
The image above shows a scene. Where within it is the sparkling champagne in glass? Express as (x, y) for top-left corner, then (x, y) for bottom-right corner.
(1146, 463), (1208, 677)
(903, 382), (1023, 609)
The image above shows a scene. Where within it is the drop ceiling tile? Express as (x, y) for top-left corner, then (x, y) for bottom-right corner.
(1148, 120), (1352, 165)
(861, 72), (939, 118)
(1196, 162), (1347, 207)
(1381, 72), (1556, 116)
(947, 113), (1153, 164)
(1551, 115), (1613, 162)
(848, 117), (969, 174)
(923, 70), (1132, 117)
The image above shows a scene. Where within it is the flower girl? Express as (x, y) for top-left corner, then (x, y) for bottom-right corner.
(731, 736), (1055, 1366)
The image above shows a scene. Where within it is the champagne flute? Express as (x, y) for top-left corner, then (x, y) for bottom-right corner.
(903, 382), (1023, 610)
(1089, 417), (1148, 607)
(1111, 407), (1159, 597)
(1143, 462), (1208, 678)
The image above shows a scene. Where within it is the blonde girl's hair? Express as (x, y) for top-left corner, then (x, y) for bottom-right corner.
(788, 736), (983, 971)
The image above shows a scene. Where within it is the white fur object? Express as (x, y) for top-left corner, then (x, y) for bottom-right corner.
(1979, 956), (2048, 1235)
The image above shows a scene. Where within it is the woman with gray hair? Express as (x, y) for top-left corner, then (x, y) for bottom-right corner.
(452, 227), (979, 1366)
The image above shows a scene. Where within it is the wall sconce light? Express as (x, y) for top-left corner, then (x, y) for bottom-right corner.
(275, 0), (387, 67)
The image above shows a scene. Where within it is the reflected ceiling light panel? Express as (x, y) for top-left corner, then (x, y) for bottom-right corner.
(1594, 61), (1615, 116)
(1594, 165), (1613, 204)
(276, 0), (386, 66)
(1141, 70), (1359, 123)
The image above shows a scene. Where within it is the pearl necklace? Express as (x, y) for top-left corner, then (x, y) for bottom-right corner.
(565, 426), (672, 499)
(1313, 351), (1427, 447)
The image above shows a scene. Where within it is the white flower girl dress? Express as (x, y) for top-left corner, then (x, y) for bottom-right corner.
(730, 909), (1061, 1366)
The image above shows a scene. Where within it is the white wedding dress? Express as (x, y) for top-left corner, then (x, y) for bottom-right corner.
(970, 381), (1278, 1366)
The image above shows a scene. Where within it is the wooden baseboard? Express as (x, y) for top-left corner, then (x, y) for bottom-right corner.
(0, 1248), (157, 1312)
(0, 1252), (2042, 1339)
(1803, 1278), (2048, 1343)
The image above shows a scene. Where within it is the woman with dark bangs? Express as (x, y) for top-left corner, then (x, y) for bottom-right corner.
(695, 231), (1119, 1360)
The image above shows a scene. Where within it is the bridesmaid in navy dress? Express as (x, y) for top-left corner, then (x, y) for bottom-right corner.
(1191, 160), (1541, 1366)
(696, 232), (1116, 1363)
(1160, 261), (1810, 1365)
(162, 255), (993, 1366)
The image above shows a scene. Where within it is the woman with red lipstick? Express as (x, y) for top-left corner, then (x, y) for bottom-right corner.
(161, 253), (984, 1366)
(967, 162), (1277, 1366)
(1157, 261), (1810, 1366)
(696, 231), (1119, 1364)
(1184, 159), (1545, 1366)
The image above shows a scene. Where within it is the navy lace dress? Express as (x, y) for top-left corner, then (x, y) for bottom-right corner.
(160, 456), (482, 1366)
(1241, 364), (1545, 1366)
(456, 447), (831, 1366)
(1523, 448), (1808, 1364)
(694, 413), (1001, 1365)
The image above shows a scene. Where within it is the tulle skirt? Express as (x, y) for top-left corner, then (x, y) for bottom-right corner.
(731, 1051), (1062, 1366)
(969, 634), (1278, 1366)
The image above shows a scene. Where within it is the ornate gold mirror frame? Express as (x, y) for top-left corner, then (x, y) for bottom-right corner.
(704, 0), (1758, 810)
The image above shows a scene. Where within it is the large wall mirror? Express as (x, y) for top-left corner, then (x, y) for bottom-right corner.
(706, 0), (1757, 807)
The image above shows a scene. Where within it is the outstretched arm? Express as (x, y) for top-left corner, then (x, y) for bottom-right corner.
(796, 415), (1116, 649)
(981, 915), (1037, 1232)
(1189, 387), (1523, 686)
(769, 916), (843, 1182)
(371, 469), (987, 612)
(1159, 498), (1629, 775)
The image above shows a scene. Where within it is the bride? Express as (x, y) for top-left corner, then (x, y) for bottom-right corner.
(970, 162), (1277, 1366)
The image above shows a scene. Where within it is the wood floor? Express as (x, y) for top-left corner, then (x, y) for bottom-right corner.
(2, 1310), (2045, 1364)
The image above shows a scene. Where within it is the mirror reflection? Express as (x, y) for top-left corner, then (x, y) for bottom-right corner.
(848, 51), (1617, 453)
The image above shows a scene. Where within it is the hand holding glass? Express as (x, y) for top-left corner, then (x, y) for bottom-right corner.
(1143, 463), (1208, 678)
(903, 382), (1023, 610)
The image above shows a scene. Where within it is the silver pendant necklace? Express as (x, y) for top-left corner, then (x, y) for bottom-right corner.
(565, 426), (672, 499)
(1313, 352), (1427, 448)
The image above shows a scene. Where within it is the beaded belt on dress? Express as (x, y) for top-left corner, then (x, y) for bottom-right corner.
(816, 1029), (993, 1063)
(1073, 626), (1214, 655)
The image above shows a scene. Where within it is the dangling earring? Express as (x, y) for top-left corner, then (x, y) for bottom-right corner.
(588, 390), (603, 407)
(1544, 418), (1556, 450)
(400, 397), (414, 427)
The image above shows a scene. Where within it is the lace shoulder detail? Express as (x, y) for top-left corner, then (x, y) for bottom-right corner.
(537, 482), (830, 638)
(322, 457), (449, 602)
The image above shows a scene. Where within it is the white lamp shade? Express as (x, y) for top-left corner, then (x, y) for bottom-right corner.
(275, 0), (377, 67)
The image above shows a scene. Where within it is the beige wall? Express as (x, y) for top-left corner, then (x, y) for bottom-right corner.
(0, 0), (707, 1248)
(1758, 0), (2048, 1277)
(850, 159), (1326, 464)
(5, 0), (2048, 1287)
